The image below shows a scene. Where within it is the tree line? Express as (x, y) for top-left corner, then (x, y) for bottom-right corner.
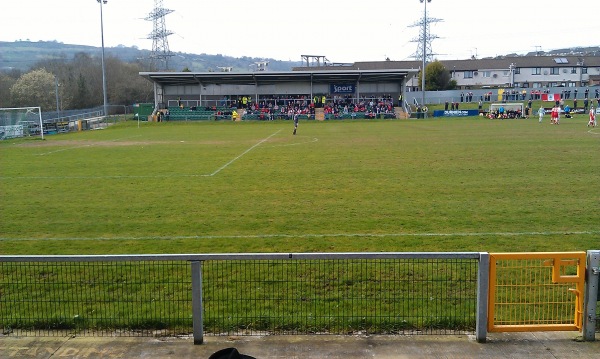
(0, 55), (459, 112)
(0, 52), (154, 112)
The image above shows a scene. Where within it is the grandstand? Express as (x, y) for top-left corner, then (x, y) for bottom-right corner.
(153, 93), (404, 122)
(140, 69), (415, 121)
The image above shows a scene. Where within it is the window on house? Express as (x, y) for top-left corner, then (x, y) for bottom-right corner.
(464, 71), (473, 79)
(532, 68), (541, 75)
(550, 68), (560, 75)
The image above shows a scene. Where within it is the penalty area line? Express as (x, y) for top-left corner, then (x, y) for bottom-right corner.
(1, 131), (280, 180)
(207, 129), (282, 176)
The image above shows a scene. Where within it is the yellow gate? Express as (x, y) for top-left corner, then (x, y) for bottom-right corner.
(488, 252), (586, 332)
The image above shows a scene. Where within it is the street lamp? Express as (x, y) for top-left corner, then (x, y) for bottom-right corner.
(508, 63), (515, 88)
(55, 76), (60, 120)
(97, 0), (108, 118)
(420, 0), (431, 111)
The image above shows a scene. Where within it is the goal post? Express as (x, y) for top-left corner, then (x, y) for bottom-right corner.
(0, 107), (44, 140)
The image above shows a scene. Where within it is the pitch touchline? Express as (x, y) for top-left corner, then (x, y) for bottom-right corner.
(2, 230), (598, 241)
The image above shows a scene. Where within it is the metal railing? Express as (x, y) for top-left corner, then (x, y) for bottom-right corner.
(0, 251), (597, 345)
(0, 253), (485, 344)
(0, 259), (190, 337)
(584, 250), (600, 341)
(199, 254), (480, 339)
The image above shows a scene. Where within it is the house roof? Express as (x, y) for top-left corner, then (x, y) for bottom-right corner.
(293, 55), (600, 72)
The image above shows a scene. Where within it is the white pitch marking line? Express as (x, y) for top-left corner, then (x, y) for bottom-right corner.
(206, 129), (281, 177)
(587, 128), (599, 135)
(2, 131), (280, 180)
(269, 137), (319, 148)
(37, 143), (93, 156)
(2, 230), (598, 241)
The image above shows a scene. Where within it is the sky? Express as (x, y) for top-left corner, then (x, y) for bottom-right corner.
(1, 0), (598, 64)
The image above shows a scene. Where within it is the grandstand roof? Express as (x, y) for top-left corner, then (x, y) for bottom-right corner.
(139, 69), (418, 87)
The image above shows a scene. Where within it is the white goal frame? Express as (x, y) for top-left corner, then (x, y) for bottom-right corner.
(0, 107), (44, 140)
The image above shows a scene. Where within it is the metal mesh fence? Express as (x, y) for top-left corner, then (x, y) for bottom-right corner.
(0, 261), (191, 337)
(202, 258), (478, 336)
(0, 256), (479, 337)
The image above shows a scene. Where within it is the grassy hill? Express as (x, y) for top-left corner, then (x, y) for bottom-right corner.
(0, 40), (301, 72)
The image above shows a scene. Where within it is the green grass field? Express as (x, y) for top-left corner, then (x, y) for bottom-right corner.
(1, 116), (599, 255)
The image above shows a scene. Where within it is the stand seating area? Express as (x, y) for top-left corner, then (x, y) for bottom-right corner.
(166, 107), (235, 121)
(162, 107), (401, 121)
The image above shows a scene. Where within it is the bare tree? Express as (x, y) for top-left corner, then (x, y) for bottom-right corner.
(16, 53), (155, 111)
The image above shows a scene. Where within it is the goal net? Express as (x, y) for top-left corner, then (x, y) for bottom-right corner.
(0, 107), (44, 140)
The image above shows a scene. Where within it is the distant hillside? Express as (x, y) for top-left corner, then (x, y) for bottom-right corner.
(2, 41), (598, 73)
(0, 40), (302, 72)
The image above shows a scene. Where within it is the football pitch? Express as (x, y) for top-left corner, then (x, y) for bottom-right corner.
(1, 117), (599, 255)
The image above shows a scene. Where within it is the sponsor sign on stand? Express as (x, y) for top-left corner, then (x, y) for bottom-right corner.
(330, 84), (355, 94)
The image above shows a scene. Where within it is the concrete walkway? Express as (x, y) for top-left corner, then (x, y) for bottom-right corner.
(1, 332), (598, 358)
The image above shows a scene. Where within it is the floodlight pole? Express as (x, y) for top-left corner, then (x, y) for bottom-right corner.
(98, 0), (108, 118)
(55, 77), (60, 120)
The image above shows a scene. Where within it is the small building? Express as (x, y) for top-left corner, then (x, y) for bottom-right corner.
(320, 55), (600, 91)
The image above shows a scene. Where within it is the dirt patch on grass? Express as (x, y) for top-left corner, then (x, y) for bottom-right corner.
(13, 140), (231, 148)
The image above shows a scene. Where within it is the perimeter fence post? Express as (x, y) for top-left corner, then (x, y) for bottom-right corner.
(476, 252), (490, 343)
(191, 260), (204, 344)
(583, 250), (599, 341)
